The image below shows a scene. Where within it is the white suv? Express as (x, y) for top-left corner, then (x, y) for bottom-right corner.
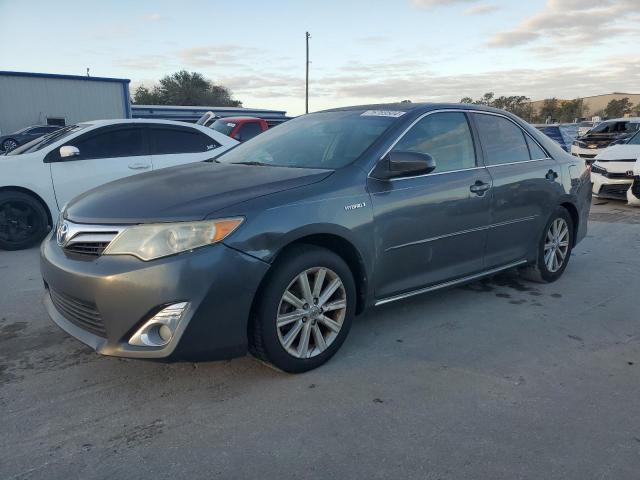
(0, 119), (237, 250)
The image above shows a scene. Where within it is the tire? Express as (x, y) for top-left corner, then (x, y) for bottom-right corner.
(521, 206), (574, 283)
(0, 190), (50, 250)
(249, 244), (356, 373)
(2, 138), (18, 152)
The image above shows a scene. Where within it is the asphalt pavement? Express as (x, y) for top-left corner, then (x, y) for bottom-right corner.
(1, 199), (639, 479)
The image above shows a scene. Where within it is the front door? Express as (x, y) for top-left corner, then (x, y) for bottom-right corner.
(470, 112), (563, 267)
(50, 125), (151, 208)
(369, 111), (492, 300)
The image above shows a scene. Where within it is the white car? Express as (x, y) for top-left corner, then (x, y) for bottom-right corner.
(0, 119), (237, 250)
(591, 130), (640, 201)
(571, 117), (640, 163)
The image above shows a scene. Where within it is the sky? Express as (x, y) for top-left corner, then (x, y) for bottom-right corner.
(1, 0), (639, 115)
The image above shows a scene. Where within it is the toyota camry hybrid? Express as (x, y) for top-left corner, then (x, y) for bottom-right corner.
(41, 103), (592, 373)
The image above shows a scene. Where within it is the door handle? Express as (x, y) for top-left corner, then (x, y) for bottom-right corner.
(545, 169), (558, 181)
(470, 180), (491, 195)
(128, 163), (150, 170)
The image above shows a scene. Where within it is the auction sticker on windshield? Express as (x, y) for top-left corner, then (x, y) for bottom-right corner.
(360, 110), (406, 118)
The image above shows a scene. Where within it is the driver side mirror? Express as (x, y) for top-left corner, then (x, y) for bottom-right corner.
(59, 145), (80, 158)
(371, 151), (436, 180)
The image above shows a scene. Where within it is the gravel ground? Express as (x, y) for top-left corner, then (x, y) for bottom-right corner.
(1, 199), (639, 480)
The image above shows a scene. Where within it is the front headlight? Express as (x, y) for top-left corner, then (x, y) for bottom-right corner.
(590, 164), (607, 175)
(573, 140), (587, 148)
(103, 218), (243, 261)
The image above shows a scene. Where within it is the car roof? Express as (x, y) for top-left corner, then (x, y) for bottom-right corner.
(78, 118), (204, 127)
(602, 117), (640, 123)
(319, 102), (517, 117)
(214, 116), (262, 122)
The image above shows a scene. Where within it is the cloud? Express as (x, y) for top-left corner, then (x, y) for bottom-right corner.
(488, 0), (640, 48)
(463, 3), (499, 15)
(411, 0), (475, 6)
(142, 13), (163, 22)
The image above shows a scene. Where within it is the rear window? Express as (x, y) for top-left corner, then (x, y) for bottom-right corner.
(211, 119), (236, 136)
(473, 114), (530, 165)
(628, 131), (640, 145)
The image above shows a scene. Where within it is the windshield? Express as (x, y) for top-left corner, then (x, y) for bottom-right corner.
(588, 121), (638, 134)
(211, 119), (236, 136)
(8, 124), (87, 155)
(215, 110), (399, 169)
(628, 131), (640, 145)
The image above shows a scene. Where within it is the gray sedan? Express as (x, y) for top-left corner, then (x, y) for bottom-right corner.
(1, 124), (62, 152)
(41, 103), (592, 373)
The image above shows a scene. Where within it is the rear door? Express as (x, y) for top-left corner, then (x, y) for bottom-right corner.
(149, 125), (222, 170)
(369, 111), (493, 299)
(470, 112), (563, 268)
(50, 125), (151, 207)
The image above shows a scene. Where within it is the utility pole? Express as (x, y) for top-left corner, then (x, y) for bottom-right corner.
(305, 31), (311, 114)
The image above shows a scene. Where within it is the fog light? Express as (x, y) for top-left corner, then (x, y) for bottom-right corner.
(129, 302), (189, 347)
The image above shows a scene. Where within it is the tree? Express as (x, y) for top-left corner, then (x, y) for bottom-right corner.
(131, 70), (242, 107)
(604, 97), (633, 118)
(459, 93), (533, 121)
(539, 98), (560, 123)
(557, 98), (585, 123)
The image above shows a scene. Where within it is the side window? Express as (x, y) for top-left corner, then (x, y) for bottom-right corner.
(71, 127), (145, 160)
(392, 112), (476, 173)
(525, 135), (547, 159)
(473, 114), (530, 165)
(237, 122), (263, 141)
(150, 127), (220, 154)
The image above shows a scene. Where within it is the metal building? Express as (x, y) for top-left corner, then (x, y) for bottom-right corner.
(0, 71), (131, 135)
(131, 104), (290, 126)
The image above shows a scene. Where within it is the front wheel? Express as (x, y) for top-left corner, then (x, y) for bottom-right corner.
(249, 245), (356, 373)
(0, 191), (50, 250)
(2, 138), (18, 152)
(521, 206), (574, 283)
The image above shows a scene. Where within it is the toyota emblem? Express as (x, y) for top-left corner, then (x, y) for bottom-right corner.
(56, 221), (69, 246)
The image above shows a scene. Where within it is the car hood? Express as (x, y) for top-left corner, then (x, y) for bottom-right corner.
(65, 162), (333, 224)
(595, 144), (640, 162)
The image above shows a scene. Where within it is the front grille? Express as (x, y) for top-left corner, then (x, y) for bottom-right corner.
(65, 241), (111, 256)
(605, 172), (634, 179)
(578, 153), (597, 159)
(599, 183), (630, 199)
(632, 181), (640, 196)
(49, 289), (106, 337)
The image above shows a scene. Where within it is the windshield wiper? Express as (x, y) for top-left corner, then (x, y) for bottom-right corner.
(233, 161), (268, 166)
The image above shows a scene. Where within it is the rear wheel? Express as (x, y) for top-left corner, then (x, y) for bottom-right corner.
(249, 245), (356, 373)
(0, 191), (49, 250)
(521, 206), (573, 283)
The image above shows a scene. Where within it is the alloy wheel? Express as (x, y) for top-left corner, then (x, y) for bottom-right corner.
(276, 267), (347, 359)
(0, 201), (39, 243)
(2, 139), (18, 152)
(543, 218), (570, 273)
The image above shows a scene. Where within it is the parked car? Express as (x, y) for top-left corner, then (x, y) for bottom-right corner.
(534, 124), (576, 152)
(591, 130), (640, 200)
(571, 117), (640, 163)
(0, 125), (63, 152)
(210, 116), (269, 142)
(41, 103), (591, 373)
(0, 119), (237, 250)
(577, 120), (598, 137)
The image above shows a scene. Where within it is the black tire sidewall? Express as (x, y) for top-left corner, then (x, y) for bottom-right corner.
(535, 207), (574, 282)
(0, 191), (49, 250)
(255, 245), (356, 373)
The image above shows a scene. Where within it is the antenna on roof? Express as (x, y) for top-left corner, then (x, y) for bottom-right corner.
(86, 68), (90, 77)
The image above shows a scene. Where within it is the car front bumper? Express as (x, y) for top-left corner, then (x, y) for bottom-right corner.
(40, 232), (270, 360)
(571, 145), (603, 163)
(591, 172), (633, 200)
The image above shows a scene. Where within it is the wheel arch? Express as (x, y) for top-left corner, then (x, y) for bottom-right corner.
(0, 185), (53, 227)
(559, 201), (579, 246)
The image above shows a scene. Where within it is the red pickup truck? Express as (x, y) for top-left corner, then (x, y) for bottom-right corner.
(209, 116), (268, 142)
